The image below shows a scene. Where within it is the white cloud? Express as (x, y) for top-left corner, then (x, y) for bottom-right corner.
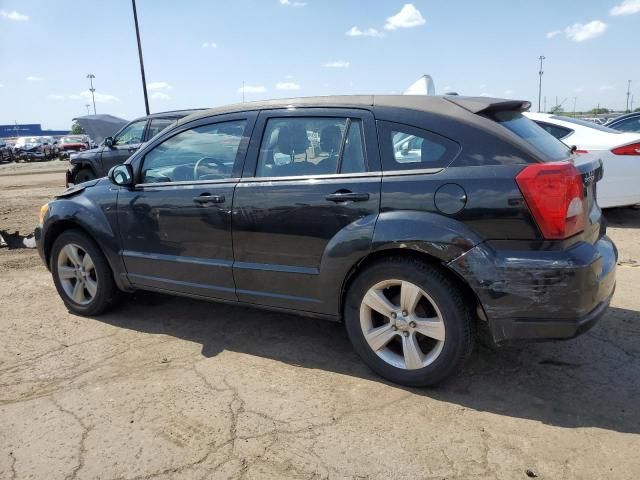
(0, 10), (29, 21)
(323, 60), (350, 68)
(69, 94), (81, 100)
(479, 83), (487, 89)
(0, 84), (4, 88)
(238, 84), (266, 94)
(504, 89), (514, 95)
(79, 90), (120, 103)
(202, 41), (217, 48)
(384, 4), (425, 30)
(279, 0), (307, 6)
(574, 86), (585, 93)
(610, 0), (640, 15)
(564, 20), (607, 42)
(599, 84), (616, 91)
(26, 76), (43, 81)
(151, 92), (170, 100)
(47, 94), (65, 100)
(546, 30), (561, 38)
(275, 81), (301, 91)
(346, 26), (384, 37)
(147, 81), (172, 90)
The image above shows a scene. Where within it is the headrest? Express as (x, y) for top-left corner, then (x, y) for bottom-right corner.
(277, 124), (309, 156)
(320, 125), (342, 153)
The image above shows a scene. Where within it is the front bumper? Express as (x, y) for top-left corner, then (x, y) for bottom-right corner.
(448, 236), (617, 343)
(34, 225), (46, 266)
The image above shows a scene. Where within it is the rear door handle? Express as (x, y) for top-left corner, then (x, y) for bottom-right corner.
(193, 194), (225, 204)
(325, 191), (370, 202)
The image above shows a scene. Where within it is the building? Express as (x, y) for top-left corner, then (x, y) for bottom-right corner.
(0, 123), (69, 138)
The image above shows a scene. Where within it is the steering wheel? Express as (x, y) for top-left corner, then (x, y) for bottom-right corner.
(194, 157), (227, 180)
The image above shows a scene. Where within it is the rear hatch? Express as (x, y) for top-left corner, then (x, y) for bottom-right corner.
(571, 153), (604, 244)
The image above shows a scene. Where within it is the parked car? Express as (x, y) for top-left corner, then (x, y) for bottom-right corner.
(59, 135), (90, 158)
(12, 136), (46, 161)
(67, 109), (203, 185)
(36, 95), (616, 387)
(40, 136), (60, 159)
(525, 112), (640, 208)
(0, 139), (13, 162)
(605, 112), (640, 133)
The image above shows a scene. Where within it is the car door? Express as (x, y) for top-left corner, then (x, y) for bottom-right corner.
(232, 108), (382, 315)
(101, 119), (148, 175)
(117, 113), (256, 299)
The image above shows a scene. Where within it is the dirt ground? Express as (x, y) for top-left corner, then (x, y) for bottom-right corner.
(1, 160), (639, 480)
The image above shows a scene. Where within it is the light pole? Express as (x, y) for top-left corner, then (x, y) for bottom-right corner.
(86, 74), (96, 115)
(85, 104), (91, 116)
(537, 55), (545, 113)
(626, 80), (632, 112)
(132, 0), (150, 115)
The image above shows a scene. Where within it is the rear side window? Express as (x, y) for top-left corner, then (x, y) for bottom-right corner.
(146, 118), (174, 140)
(378, 121), (459, 171)
(611, 117), (640, 133)
(535, 121), (573, 140)
(491, 111), (570, 161)
(256, 117), (366, 177)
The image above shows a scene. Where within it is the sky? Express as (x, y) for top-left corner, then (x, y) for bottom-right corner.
(0, 0), (639, 130)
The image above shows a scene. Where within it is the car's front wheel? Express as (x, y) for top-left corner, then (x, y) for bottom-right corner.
(50, 230), (120, 315)
(75, 168), (96, 183)
(344, 257), (474, 387)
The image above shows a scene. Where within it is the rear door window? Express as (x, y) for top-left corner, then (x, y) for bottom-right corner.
(378, 121), (460, 171)
(490, 111), (570, 161)
(534, 121), (573, 140)
(146, 118), (174, 140)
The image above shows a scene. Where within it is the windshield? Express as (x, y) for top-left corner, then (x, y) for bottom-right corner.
(551, 115), (622, 133)
(18, 137), (39, 143)
(62, 136), (84, 143)
(490, 111), (570, 161)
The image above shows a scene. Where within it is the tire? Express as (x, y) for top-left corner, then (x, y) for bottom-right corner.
(75, 168), (96, 183)
(344, 257), (474, 387)
(50, 230), (120, 316)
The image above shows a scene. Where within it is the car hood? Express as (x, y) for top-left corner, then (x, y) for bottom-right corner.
(56, 178), (104, 198)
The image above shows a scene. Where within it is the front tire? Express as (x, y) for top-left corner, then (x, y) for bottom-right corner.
(75, 168), (96, 183)
(344, 257), (474, 387)
(50, 230), (119, 316)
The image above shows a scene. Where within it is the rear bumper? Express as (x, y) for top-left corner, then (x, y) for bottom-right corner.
(448, 236), (617, 343)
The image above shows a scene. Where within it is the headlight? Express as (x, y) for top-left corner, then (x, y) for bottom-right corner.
(38, 203), (49, 225)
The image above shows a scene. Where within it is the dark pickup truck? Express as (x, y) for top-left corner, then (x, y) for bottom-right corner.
(67, 109), (202, 185)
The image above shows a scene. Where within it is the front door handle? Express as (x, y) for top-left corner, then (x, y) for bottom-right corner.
(193, 194), (225, 204)
(325, 191), (370, 202)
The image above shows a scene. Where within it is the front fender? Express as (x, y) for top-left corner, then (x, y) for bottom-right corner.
(370, 210), (483, 262)
(41, 183), (131, 291)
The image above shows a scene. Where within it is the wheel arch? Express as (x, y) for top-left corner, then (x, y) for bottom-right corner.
(339, 247), (485, 324)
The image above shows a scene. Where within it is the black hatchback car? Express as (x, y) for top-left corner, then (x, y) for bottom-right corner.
(36, 95), (617, 386)
(67, 109), (203, 185)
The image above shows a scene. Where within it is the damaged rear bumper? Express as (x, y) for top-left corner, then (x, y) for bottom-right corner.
(448, 236), (617, 343)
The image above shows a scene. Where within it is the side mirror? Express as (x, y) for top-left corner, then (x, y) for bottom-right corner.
(104, 136), (114, 148)
(108, 164), (134, 187)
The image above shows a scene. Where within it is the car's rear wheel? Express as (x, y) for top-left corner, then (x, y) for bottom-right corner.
(50, 230), (119, 315)
(344, 257), (474, 387)
(75, 168), (96, 183)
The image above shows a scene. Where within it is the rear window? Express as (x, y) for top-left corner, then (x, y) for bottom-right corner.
(490, 111), (570, 161)
(551, 115), (622, 133)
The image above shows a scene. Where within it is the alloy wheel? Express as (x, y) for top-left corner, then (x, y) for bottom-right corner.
(359, 279), (446, 370)
(57, 243), (98, 305)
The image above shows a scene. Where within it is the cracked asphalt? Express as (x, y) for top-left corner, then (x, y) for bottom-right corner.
(1, 161), (639, 479)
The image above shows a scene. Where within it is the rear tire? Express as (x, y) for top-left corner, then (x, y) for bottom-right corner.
(344, 257), (474, 387)
(75, 168), (96, 183)
(50, 230), (120, 316)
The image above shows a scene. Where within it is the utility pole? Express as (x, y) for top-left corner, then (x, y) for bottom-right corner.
(85, 104), (90, 116)
(626, 80), (632, 112)
(86, 74), (96, 115)
(132, 0), (150, 115)
(537, 55), (545, 113)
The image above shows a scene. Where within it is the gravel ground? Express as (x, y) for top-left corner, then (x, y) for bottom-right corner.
(1, 160), (639, 479)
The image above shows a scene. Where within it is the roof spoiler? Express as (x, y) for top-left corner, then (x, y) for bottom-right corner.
(444, 96), (531, 114)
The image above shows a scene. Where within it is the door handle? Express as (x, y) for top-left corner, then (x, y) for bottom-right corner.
(325, 191), (370, 202)
(193, 194), (225, 204)
(127, 147), (137, 153)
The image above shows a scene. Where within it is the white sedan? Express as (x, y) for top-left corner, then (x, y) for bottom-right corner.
(524, 112), (640, 208)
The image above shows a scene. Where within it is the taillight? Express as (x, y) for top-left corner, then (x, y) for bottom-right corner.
(611, 142), (640, 156)
(574, 149), (589, 154)
(515, 162), (585, 240)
